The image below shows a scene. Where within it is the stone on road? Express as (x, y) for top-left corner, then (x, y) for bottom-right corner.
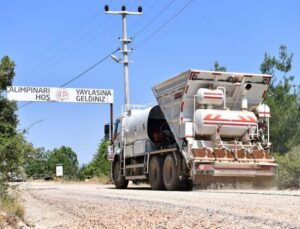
(19, 182), (300, 228)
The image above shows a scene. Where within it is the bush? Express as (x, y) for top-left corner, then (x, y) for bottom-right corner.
(78, 139), (111, 181)
(275, 146), (300, 189)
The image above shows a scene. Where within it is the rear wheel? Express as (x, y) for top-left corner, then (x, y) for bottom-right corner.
(113, 160), (128, 189)
(149, 156), (165, 190)
(163, 154), (180, 191)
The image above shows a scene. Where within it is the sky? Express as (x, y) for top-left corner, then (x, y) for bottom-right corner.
(1, 0), (299, 164)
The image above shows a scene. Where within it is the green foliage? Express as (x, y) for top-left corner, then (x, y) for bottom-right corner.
(213, 61), (227, 72)
(0, 56), (34, 181)
(78, 139), (110, 180)
(93, 139), (110, 176)
(0, 56), (15, 91)
(0, 175), (4, 198)
(260, 45), (300, 153)
(47, 146), (79, 178)
(0, 56), (30, 219)
(0, 56), (18, 138)
(24, 148), (51, 178)
(0, 97), (18, 137)
(275, 146), (300, 189)
(0, 133), (34, 179)
(260, 45), (300, 189)
(23, 146), (80, 179)
(77, 163), (95, 180)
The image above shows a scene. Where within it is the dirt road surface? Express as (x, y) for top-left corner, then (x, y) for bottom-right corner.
(19, 182), (300, 228)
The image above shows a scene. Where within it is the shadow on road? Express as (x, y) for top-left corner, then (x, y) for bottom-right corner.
(107, 186), (152, 191)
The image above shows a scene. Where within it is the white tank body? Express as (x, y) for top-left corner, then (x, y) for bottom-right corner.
(196, 88), (224, 105)
(125, 108), (151, 145)
(194, 109), (257, 137)
(124, 106), (172, 147)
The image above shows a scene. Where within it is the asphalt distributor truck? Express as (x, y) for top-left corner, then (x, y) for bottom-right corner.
(105, 69), (276, 191)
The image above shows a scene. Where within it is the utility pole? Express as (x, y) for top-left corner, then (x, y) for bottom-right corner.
(105, 5), (142, 112)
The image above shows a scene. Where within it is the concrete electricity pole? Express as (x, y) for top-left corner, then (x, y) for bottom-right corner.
(105, 5), (142, 112)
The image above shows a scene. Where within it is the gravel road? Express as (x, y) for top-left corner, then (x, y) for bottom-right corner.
(19, 182), (300, 229)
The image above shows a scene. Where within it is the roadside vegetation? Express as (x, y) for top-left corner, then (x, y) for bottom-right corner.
(24, 140), (110, 183)
(261, 45), (300, 153)
(77, 139), (111, 182)
(275, 146), (300, 189)
(260, 46), (300, 189)
(0, 56), (32, 226)
(24, 146), (79, 180)
(0, 192), (24, 219)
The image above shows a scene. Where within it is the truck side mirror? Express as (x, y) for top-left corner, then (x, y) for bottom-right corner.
(104, 124), (110, 140)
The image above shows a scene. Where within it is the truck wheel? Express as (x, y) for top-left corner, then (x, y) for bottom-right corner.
(113, 160), (128, 189)
(163, 154), (180, 191)
(149, 156), (165, 190)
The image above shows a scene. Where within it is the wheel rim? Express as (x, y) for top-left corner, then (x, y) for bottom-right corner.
(164, 158), (173, 184)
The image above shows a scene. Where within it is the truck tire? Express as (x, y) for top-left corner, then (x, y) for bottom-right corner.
(113, 160), (128, 189)
(149, 156), (165, 190)
(163, 154), (180, 191)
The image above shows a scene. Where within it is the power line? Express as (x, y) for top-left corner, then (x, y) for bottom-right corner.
(60, 48), (118, 87)
(24, 11), (102, 68)
(18, 101), (33, 109)
(133, 0), (195, 50)
(22, 17), (115, 79)
(132, 0), (176, 39)
(128, 0), (160, 32)
(18, 48), (119, 109)
(22, 20), (119, 82)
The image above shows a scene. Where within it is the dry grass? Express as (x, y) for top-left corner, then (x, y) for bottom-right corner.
(0, 211), (19, 229)
(0, 193), (24, 220)
(0, 194), (25, 228)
